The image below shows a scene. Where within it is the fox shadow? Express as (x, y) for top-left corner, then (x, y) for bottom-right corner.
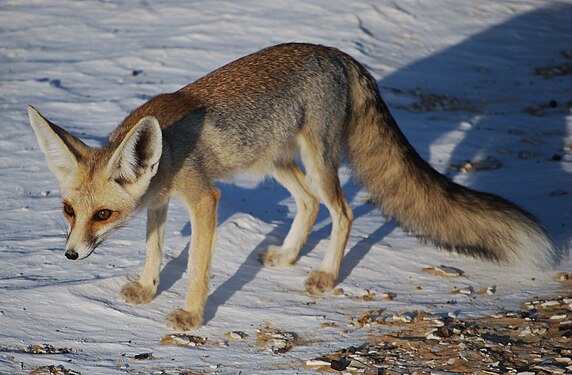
(374, 2), (571, 250)
(159, 3), (572, 322)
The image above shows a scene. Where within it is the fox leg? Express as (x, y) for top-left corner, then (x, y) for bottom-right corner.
(121, 202), (169, 304)
(299, 137), (353, 295)
(166, 187), (219, 331)
(260, 163), (319, 267)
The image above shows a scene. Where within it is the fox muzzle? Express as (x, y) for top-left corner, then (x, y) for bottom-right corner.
(65, 249), (79, 260)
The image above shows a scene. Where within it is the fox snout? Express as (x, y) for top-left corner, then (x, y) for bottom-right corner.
(65, 249), (79, 260)
(64, 238), (99, 260)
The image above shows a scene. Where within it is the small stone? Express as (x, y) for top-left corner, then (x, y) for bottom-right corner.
(555, 272), (572, 284)
(332, 288), (344, 296)
(391, 313), (413, 323)
(422, 265), (464, 277)
(432, 319), (445, 327)
(134, 352), (153, 360)
(447, 311), (458, 319)
(532, 364), (565, 374)
(382, 292), (396, 301)
(160, 333), (207, 347)
(541, 300), (560, 308)
(549, 100), (558, 108)
(348, 359), (366, 369)
(330, 357), (350, 371)
(519, 327), (533, 337)
(306, 358), (331, 367)
(426, 329), (441, 341)
(224, 331), (248, 340)
(550, 314), (568, 320)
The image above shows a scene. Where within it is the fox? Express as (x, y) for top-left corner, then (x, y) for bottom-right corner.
(28, 43), (555, 331)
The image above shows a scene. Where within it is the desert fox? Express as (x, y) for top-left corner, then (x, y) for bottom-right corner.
(28, 43), (554, 331)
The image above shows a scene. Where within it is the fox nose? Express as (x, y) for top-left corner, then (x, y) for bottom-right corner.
(65, 249), (79, 260)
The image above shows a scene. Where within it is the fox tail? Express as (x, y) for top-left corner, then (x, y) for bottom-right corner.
(343, 59), (555, 269)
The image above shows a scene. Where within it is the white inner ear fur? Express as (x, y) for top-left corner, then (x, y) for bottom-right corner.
(107, 116), (162, 183)
(27, 106), (79, 182)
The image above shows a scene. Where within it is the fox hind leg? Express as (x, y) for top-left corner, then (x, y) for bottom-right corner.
(121, 202), (169, 304)
(299, 135), (353, 295)
(260, 162), (319, 267)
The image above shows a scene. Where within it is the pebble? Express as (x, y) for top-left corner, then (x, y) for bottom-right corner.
(134, 352), (153, 360)
(425, 330), (441, 341)
(430, 345), (442, 353)
(459, 121), (473, 130)
(549, 314), (568, 320)
(349, 359), (366, 368)
(451, 156), (502, 173)
(532, 364), (566, 374)
(225, 330), (248, 340)
(382, 292), (396, 300)
(422, 265), (464, 277)
(432, 319), (445, 327)
(160, 333), (207, 347)
(306, 358), (331, 366)
(519, 327), (533, 337)
(390, 313), (414, 323)
(541, 300), (560, 308)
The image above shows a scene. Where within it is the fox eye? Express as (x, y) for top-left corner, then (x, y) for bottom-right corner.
(94, 209), (112, 221)
(63, 203), (74, 217)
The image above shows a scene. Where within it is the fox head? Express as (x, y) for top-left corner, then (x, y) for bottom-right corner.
(27, 106), (162, 260)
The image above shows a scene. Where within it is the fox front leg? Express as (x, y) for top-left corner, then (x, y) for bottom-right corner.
(166, 187), (220, 331)
(121, 202), (169, 304)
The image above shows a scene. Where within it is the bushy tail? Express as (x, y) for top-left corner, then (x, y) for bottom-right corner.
(343, 59), (555, 268)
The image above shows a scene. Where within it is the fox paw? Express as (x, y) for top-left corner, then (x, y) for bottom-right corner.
(165, 308), (202, 331)
(305, 271), (336, 295)
(120, 281), (156, 304)
(259, 245), (295, 267)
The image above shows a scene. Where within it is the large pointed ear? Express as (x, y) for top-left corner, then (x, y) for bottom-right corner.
(27, 106), (90, 183)
(107, 116), (162, 185)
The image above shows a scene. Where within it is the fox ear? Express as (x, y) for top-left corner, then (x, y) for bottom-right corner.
(27, 106), (90, 183)
(107, 116), (162, 185)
